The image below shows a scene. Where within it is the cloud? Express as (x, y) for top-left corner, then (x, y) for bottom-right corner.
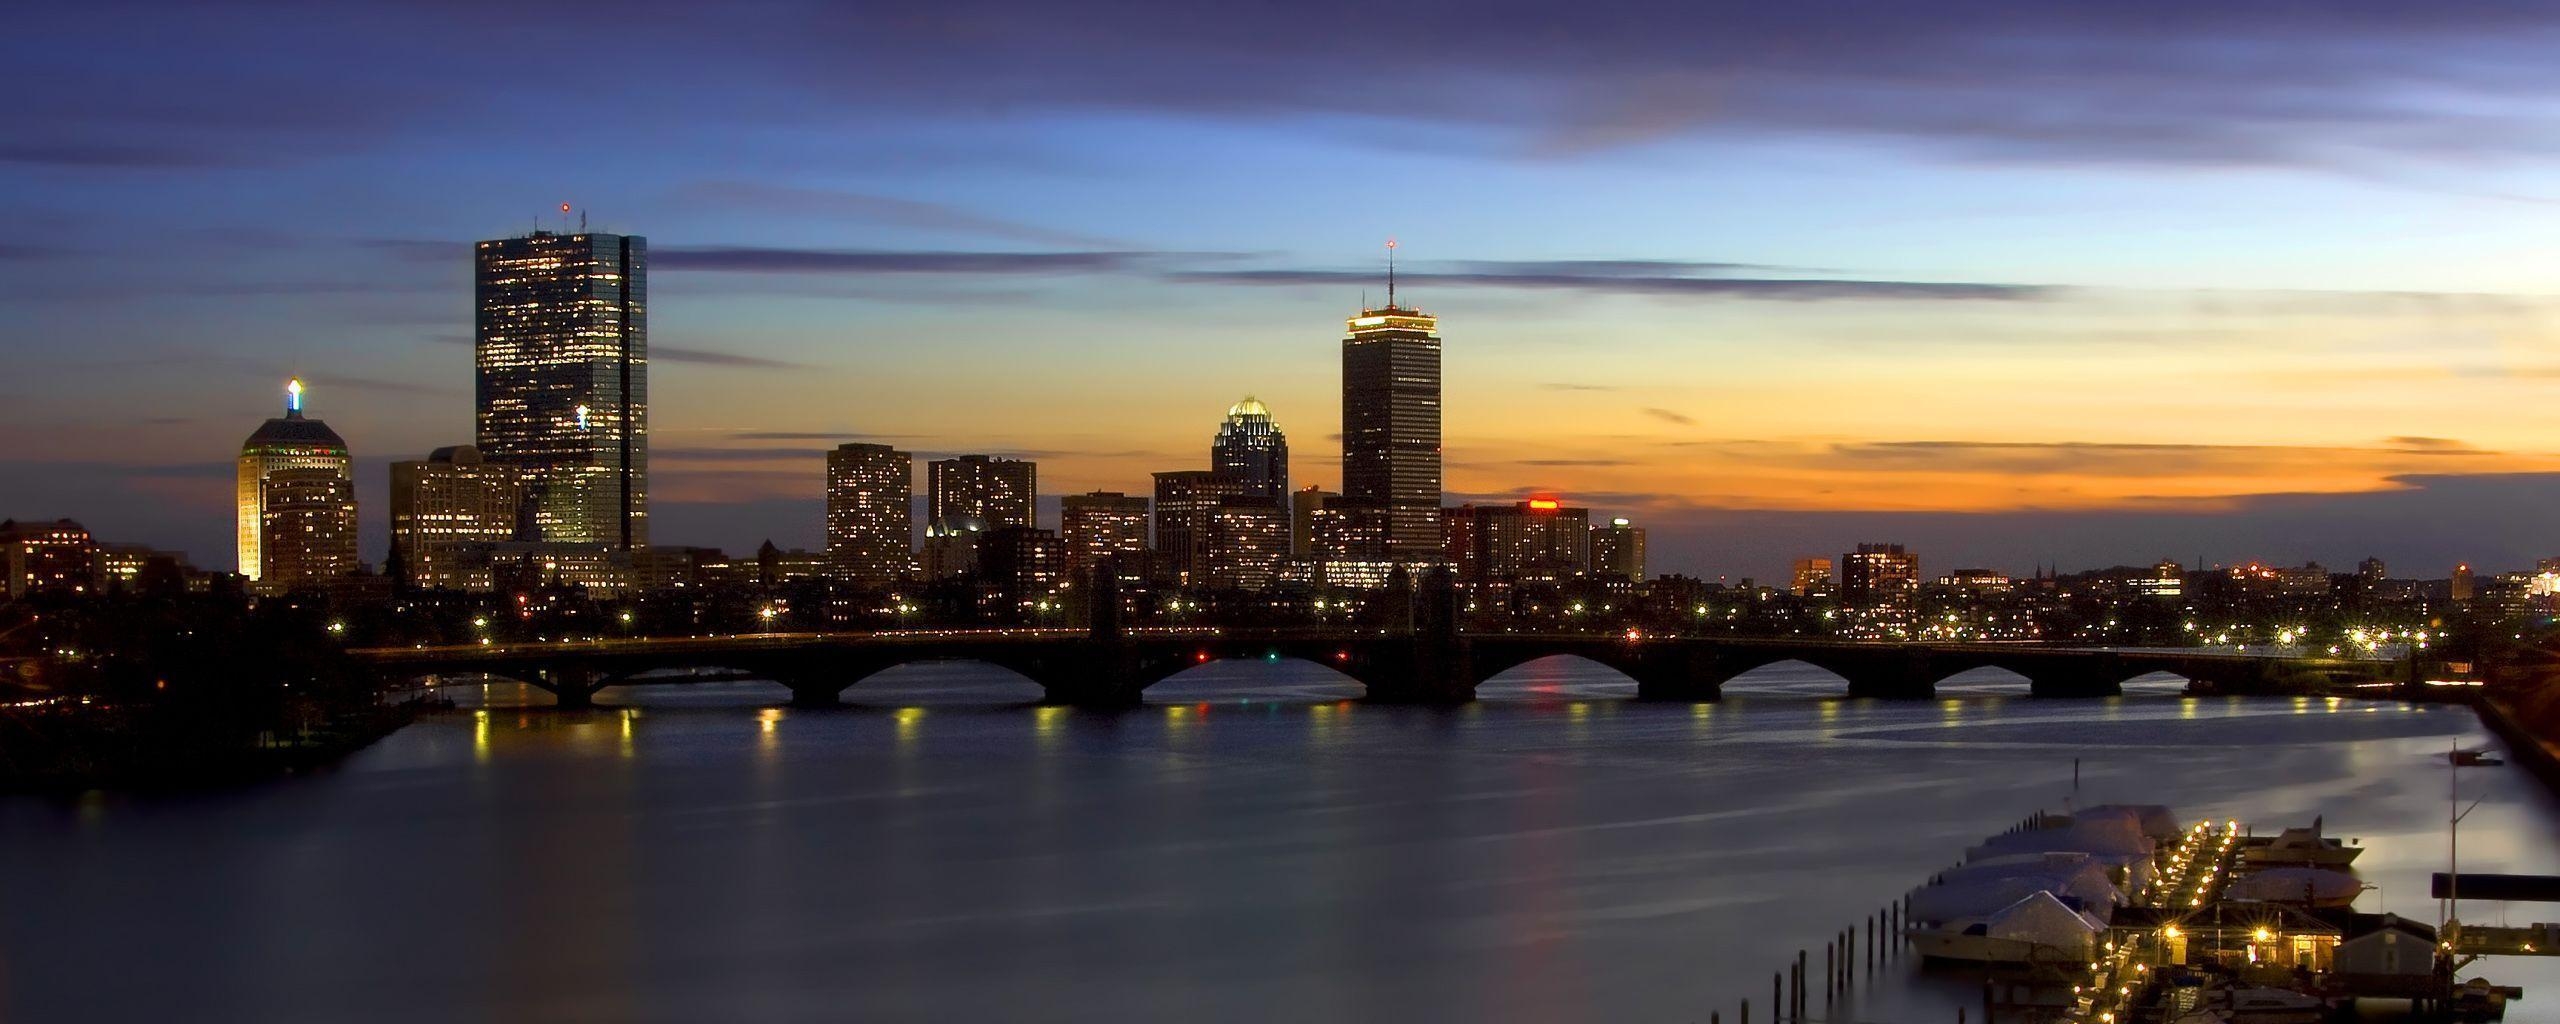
(677, 181), (1126, 248)
(1542, 383), (1625, 393)
(654, 247), (1168, 275)
(1173, 264), (2051, 301)
(1643, 408), (1698, 426)
(654, 345), (808, 370)
(654, 446), (830, 462)
(729, 430), (926, 442)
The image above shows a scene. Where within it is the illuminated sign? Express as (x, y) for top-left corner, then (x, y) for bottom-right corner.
(1528, 499), (1561, 510)
(285, 378), (304, 413)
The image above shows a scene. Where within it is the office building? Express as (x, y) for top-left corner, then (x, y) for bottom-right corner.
(1, 519), (96, 599)
(1590, 517), (1646, 584)
(1839, 543), (1919, 637)
(826, 443), (913, 583)
(1202, 499), (1287, 591)
(1289, 485), (1336, 556)
(474, 229), (648, 548)
(389, 445), (524, 591)
(1448, 499), (1590, 584)
(981, 526), (1067, 616)
(928, 455), (1035, 533)
(238, 379), (356, 593)
(1341, 277), (1442, 560)
(1211, 397), (1289, 511)
(1061, 491), (1149, 580)
(1152, 470), (1245, 584)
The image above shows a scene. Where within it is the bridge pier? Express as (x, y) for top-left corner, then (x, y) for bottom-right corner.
(541, 666), (602, 710)
(1624, 644), (1724, 702)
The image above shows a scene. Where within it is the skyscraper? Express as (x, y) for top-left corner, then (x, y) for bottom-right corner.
(826, 443), (913, 583)
(1341, 260), (1442, 560)
(389, 445), (524, 591)
(1839, 543), (1919, 638)
(927, 455), (1036, 533)
(1447, 499), (1590, 584)
(1211, 397), (1288, 511)
(474, 229), (648, 549)
(1061, 491), (1149, 580)
(238, 379), (356, 593)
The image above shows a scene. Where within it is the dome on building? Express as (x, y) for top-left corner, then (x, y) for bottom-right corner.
(243, 414), (347, 451)
(1227, 396), (1270, 419)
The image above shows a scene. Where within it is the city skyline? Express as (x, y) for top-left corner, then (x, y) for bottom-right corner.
(15, 4), (2560, 578)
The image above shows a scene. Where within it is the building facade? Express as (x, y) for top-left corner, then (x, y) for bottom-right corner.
(473, 230), (648, 548)
(927, 455), (1035, 533)
(1589, 517), (1646, 584)
(1061, 491), (1149, 581)
(1790, 557), (1835, 596)
(389, 445), (524, 591)
(1341, 302), (1443, 560)
(1, 519), (97, 599)
(1839, 543), (1920, 637)
(238, 380), (356, 593)
(826, 443), (913, 583)
(1211, 397), (1289, 512)
(1201, 498), (1287, 591)
(1448, 500), (1591, 584)
(1152, 470), (1245, 585)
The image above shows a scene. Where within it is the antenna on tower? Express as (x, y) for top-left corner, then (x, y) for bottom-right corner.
(1385, 237), (1398, 309)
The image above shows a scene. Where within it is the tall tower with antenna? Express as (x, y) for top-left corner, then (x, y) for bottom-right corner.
(1340, 238), (1443, 561)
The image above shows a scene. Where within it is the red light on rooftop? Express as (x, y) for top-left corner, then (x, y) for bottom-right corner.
(1527, 498), (1561, 510)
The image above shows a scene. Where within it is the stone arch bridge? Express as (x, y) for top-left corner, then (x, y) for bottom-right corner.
(353, 629), (2398, 709)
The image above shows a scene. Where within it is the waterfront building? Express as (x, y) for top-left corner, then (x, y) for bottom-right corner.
(1152, 470), (1246, 585)
(1839, 543), (1919, 638)
(473, 229), (649, 548)
(1060, 491), (1149, 580)
(1341, 270), (1443, 560)
(826, 443), (914, 583)
(981, 526), (1067, 616)
(928, 455), (1035, 533)
(0, 519), (96, 599)
(1590, 517), (1646, 584)
(238, 380), (356, 594)
(389, 445), (524, 591)
(1211, 397), (1289, 512)
(1790, 557), (1835, 597)
(1201, 499), (1287, 591)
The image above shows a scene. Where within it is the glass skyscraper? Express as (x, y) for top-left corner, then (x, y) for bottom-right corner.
(474, 230), (648, 549)
(1210, 396), (1288, 512)
(1341, 300), (1442, 559)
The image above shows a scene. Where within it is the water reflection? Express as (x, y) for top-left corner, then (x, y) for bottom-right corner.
(5, 660), (2554, 1024)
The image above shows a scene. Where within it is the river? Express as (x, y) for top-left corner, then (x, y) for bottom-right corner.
(4, 661), (2555, 1022)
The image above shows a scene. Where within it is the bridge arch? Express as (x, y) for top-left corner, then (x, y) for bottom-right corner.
(1714, 657), (1858, 697)
(1474, 653), (1642, 699)
(1136, 655), (1369, 703)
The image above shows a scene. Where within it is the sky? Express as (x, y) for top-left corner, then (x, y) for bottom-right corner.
(9, 1), (2560, 582)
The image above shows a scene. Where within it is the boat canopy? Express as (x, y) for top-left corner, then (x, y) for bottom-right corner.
(1982, 891), (2105, 951)
(2084, 804), (2182, 841)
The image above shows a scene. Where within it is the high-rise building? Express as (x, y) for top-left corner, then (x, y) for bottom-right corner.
(980, 526), (1067, 617)
(1152, 470), (1245, 584)
(1, 519), (97, 599)
(1840, 544), (1918, 604)
(826, 443), (913, 583)
(1211, 397), (1289, 511)
(1061, 491), (1149, 580)
(1309, 496), (1388, 561)
(1790, 557), (1835, 596)
(238, 379), (356, 593)
(928, 455), (1035, 533)
(389, 445), (524, 591)
(1590, 517), (1646, 584)
(474, 229), (648, 548)
(2451, 563), (2477, 605)
(1448, 499), (1590, 584)
(1202, 498), (1287, 591)
(1289, 485), (1337, 556)
(1341, 275), (1442, 560)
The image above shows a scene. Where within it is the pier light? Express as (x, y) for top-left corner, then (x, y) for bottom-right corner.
(2253, 927), (2273, 942)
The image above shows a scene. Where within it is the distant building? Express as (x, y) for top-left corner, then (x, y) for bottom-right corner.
(1839, 543), (1918, 637)
(1201, 499), (1287, 591)
(1310, 495), (1387, 561)
(928, 455), (1035, 533)
(826, 443), (913, 583)
(466, 541), (633, 596)
(1790, 557), (1835, 596)
(238, 379), (356, 594)
(2357, 557), (2389, 585)
(2130, 558), (2185, 598)
(980, 526), (1067, 616)
(95, 542), (185, 593)
(1061, 491), (1148, 581)
(1153, 470), (1246, 585)
(389, 445), (523, 591)
(1, 519), (96, 599)
(921, 517), (987, 580)
(1341, 287), (1443, 560)
(1935, 568), (2013, 593)
(1589, 517), (1646, 584)
(1448, 500), (1590, 584)
(2275, 562), (2330, 598)
(2450, 563), (2476, 606)
(1289, 485), (1337, 556)
(1211, 397), (1289, 512)
(474, 229), (648, 548)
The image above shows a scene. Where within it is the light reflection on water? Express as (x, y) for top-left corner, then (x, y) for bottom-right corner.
(3, 659), (2556, 1023)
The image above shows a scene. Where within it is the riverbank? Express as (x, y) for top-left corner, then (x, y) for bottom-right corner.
(0, 700), (423, 794)
(2477, 686), (2560, 795)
